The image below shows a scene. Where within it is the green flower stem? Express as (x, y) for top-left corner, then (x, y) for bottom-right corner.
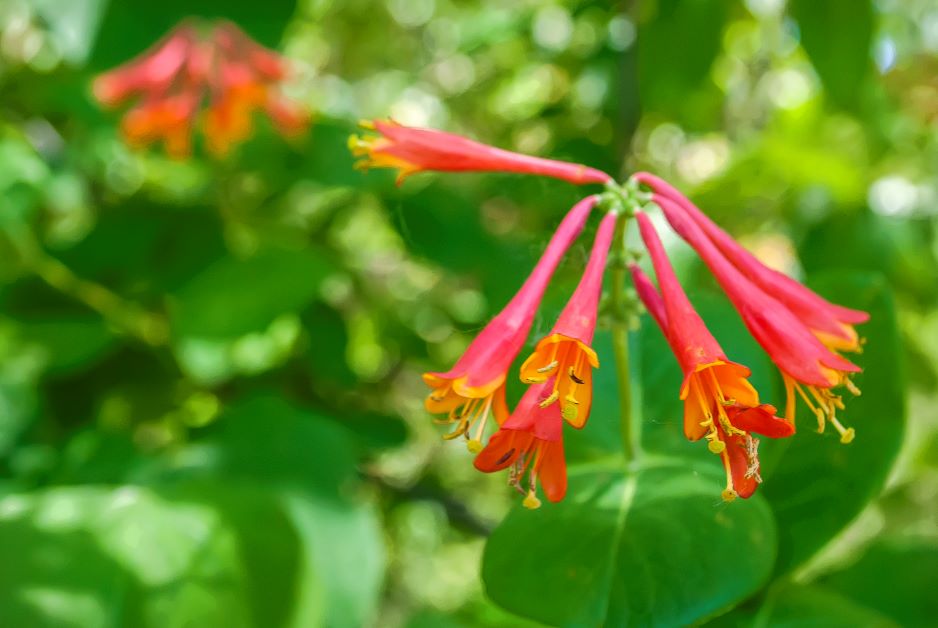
(609, 210), (637, 462)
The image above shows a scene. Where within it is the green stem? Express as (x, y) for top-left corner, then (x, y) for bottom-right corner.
(610, 211), (637, 462)
(31, 250), (169, 346)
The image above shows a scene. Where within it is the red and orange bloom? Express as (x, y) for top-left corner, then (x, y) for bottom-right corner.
(519, 211), (617, 428)
(635, 173), (869, 354)
(474, 379), (567, 509)
(424, 196), (599, 451)
(349, 120), (613, 185)
(647, 191), (862, 443)
(94, 19), (307, 158)
(633, 212), (795, 501)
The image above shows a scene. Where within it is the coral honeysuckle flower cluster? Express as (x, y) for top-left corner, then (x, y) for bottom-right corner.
(93, 19), (307, 158)
(351, 120), (868, 507)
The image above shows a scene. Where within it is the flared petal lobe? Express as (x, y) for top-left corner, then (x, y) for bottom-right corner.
(519, 211), (617, 428)
(474, 379), (567, 508)
(425, 196), (599, 450)
(349, 120), (612, 185)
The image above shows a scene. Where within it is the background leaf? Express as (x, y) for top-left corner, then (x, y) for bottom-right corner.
(789, 0), (874, 110)
(759, 273), (904, 573)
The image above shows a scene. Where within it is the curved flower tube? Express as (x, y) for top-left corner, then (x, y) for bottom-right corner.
(474, 379), (567, 509)
(519, 211), (618, 429)
(649, 194), (861, 443)
(633, 213), (795, 501)
(635, 173), (868, 353)
(424, 196), (599, 451)
(349, 120), (613, 185)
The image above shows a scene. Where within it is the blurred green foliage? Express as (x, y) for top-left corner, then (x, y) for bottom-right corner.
(1, 0), (936, 627)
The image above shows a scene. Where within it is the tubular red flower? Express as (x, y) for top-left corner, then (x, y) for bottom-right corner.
(635, 173), (869, 352)
(634, 213), (795, 501)
(519, 211), (617, 429)
(646, 192), (861, 443)
(349, 120), (612, 185)
(93, 19), (307, 158)
(474, 379), (567, 508)
(94, 25), (196, 106)
(424, 196), (599, 451)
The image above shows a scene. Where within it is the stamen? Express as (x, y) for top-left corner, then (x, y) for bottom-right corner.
(569, 367), (585, 385)
(720, 448), (737, 502)
(467, 396), (495, 453)
(830, 417), (855, 444)
(844, 378), (861, 396)
(708, 437), (726, 454)
(539, 390), (560, 408)
(537, 361), (559, 374)
(523, 490), (542, 509)
(561, 403), (578, 422)
(495, 448), (516, 466)
(442, 417), (469, 439)
(784, 376), (797, 423)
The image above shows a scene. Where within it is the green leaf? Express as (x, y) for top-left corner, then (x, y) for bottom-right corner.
(91, 0), (297, 68)
(481, 461), (777, 627)
(789, 0), (873, 110)
(711, 582), (899, 628)
(637, 0), (728, 126)
(819, 537), (938, 627)
(169, 245), (335, 339)
(31, 0), (110, 65)
(159, 394), (387, 628)
(760, 273), (904, 573)
(0, 484), (313, 628)
(14, 316), (117, 375)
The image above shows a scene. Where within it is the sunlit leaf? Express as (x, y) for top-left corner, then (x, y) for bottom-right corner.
(482, 461), (777, 627)
(0, 485), (310, 628)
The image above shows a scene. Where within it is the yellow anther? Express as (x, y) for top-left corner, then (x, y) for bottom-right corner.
(708, 439), (726, 454)
(539, 390), (560, 408)
(442, 427), (466, 440)
(831, 417), (855, 444)
(524, 376), (547, 384)
(466, 439), (484, 454)
(522, 490), (542, 510)
(845, 379), (861, 396)
(357, 119), (376, 129)
(721, 488), (738, 503)
(561, 404), (578, 422)
(537, 361), (559, 374)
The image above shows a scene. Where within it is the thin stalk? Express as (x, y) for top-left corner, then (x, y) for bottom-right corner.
(32, 251), (169, 346)
(610, 211), (637, 462)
